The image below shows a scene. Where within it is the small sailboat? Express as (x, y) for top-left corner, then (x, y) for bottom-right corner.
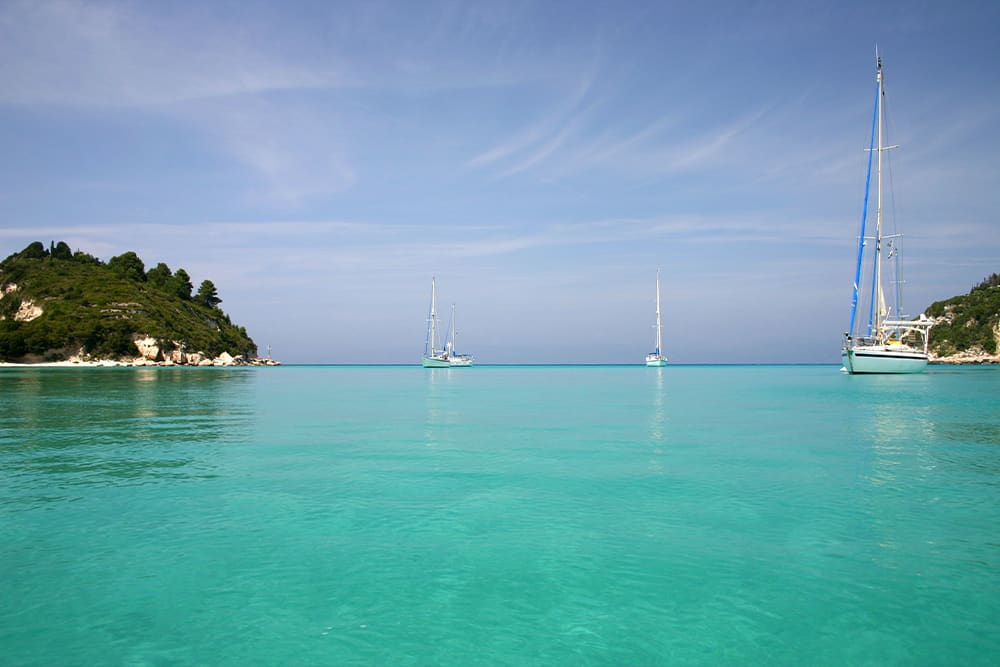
(645, 269), (668, 367)
(842, 53), (932, 374)
(443, 303), (473, 367)
(422, 278), (474, 368)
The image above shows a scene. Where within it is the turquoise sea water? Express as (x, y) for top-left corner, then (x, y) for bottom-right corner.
(1, 365), (998, 666)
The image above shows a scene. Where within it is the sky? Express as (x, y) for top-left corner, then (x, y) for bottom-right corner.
(1, 0), (998, 364)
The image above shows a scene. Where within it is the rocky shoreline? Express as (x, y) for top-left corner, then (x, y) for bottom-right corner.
(0, 355), (280, 368)
(0, 334), (279, 367)
(929, 353), (1000, 365)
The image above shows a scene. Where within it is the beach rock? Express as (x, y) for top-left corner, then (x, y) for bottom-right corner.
(133, 335), (160, 361)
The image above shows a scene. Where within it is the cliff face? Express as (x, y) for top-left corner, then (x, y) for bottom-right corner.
(926, 275), (1000, 364)
(0, 242), (260, 364)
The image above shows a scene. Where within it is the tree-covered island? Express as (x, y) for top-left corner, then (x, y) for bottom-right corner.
(0, 241), (276, 365)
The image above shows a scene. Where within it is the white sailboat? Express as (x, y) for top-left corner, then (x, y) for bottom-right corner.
(443, 303), (473, 367)
(422, 277), (449, 367)
(645, 269), (668, 367)
(842, 53), (932, 374)
(422, 278), (474, 368)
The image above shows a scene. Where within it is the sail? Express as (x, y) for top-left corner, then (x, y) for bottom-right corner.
(877, 284), (888, 330)
(444, 314), (454, 355)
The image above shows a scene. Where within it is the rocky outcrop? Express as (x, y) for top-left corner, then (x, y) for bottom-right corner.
(214, 351), (234, 366)
(14, 299), (43, 322)
(134, 336), (161, 361)
(1, 285), (44, 322)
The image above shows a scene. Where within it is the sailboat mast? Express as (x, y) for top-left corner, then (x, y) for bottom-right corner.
(450, 303), (457, 354)
(654, 270), (662, 354)
(429, 277), (438, 354)
(874, 55), (885, 336)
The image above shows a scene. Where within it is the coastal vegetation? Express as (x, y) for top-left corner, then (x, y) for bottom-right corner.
(0, 241), (257, 363)
(927, 273), (1000, 358)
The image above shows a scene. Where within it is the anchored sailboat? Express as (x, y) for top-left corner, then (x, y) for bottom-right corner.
(422, 278), (474, 368)
(842, 53), (932, 374)
(645, 269), (668, 367)
(443, 303), (473, 367)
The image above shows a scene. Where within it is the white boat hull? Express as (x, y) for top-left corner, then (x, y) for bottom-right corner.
(842, 347), (928, 374)
(422, 356), (451, 368)
(422, 355), (473, 368)
(645, 355), (667, 367)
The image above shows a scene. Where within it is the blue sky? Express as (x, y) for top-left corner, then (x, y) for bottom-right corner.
(1, 0), (997, 363)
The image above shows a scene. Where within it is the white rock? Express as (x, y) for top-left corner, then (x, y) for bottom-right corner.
(14, 299), (43, 322)
(133, 335), (159, 361)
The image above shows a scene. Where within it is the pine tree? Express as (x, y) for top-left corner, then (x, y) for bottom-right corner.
(196, 280), (222, 308)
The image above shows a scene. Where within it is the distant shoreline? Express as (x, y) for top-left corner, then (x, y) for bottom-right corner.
(0, 358), (280, 368)
(2, 359), (997, 368)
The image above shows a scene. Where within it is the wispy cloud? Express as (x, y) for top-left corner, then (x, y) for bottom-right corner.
(0, 1), (339, 107)
(0, 1), (362, 206)
(0, 207), (852, 271)
(180, 98), (358, 206)
(468, 79), (779, 184)
(660, 109), (769, 172)
(466, 70), (599, 172)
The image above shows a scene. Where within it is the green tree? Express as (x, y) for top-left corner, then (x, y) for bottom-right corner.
(195, 279), (222, 308)
(971, 273), (1000, 292)
(19, 241), (48, 260)
(72, 250), (102, 265)
(147, 262), (173, 289)
(169, 268), (193, 300)
(50, 241), (73, 260)
(108, 252), (146, 282)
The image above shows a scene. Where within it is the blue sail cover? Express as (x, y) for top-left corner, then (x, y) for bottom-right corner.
(848, 78), (880, 338)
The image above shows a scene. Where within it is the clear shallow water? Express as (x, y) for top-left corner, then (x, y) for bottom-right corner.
(1, 365), (998, 665)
